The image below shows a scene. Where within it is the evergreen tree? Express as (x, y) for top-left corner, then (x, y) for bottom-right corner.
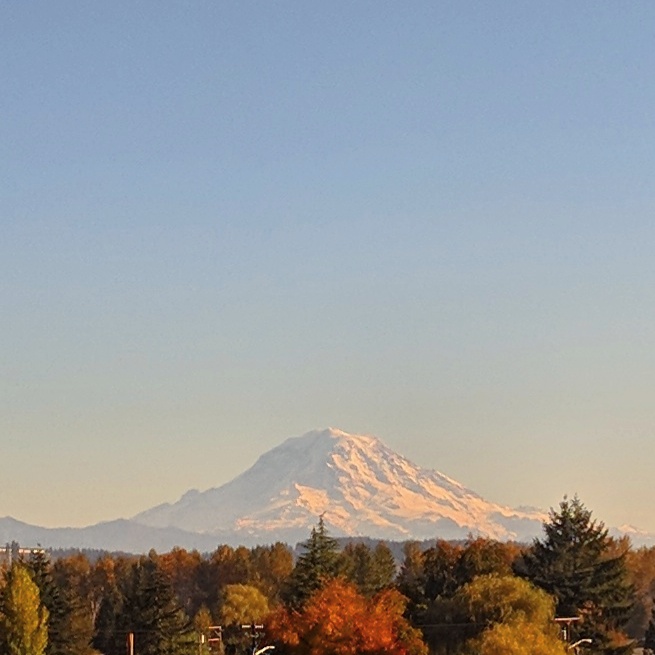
(92, 583), (123, 655)
(343, 543), (375, 596)
(27, 550), (70, 655)
(27, 552), (97, 655)
(370, 542), (397, 593)
(395, 541), (427, 622)
(51, 555), (96, 655)
(0, 562), (49, 655)
(119, 553), (192, 655)
(520, 496), (634, 655)
(282, 516), (342, 609)
(343, 542), (397, 597)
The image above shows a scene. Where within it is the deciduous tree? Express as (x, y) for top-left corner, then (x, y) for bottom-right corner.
(0, 562), (49, 655)
(455, 574), (566, 655)
(268, 578), (426, 655)
(218, 584), (269, 627)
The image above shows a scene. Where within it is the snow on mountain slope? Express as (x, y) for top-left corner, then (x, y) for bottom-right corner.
(132, 428), (547, 544)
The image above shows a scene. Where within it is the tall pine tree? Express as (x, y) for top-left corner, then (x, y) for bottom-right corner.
(26, 551), (96, 655)
(119, 552), (192, 655)
(282, 516), (342, 609)
(520, 496), (634, 655)
(27, 550), (69, 655)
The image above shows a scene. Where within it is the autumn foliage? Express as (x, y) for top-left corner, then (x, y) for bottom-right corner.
(267, 578), (426, 655)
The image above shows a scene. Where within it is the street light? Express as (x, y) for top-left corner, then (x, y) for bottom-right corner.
(254, 647), (275, 655)
(569, 638), (593, 652)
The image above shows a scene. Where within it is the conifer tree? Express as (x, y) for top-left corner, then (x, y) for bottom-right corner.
(520, 496), (634, 654)
(119, 553), (192, 655)
(282, 516), (342, 609)
(51, 555), (96, 655)
(343, 542), (375, 595)
(92, 583), (123, 655)
(27, 550), (69, 655)
(343, 542), (397, 597)
(370, 542), (397, 593)
(396, 541), (427, 621)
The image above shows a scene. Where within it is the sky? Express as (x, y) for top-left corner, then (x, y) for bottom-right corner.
(2, 2), (655, 535)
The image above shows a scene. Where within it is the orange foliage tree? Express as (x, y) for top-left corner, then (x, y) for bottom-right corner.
(267, 578), (426, 655)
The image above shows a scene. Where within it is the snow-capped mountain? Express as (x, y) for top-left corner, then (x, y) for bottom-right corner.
(3, 428), (654, 552)
(132, 427), (547, 545)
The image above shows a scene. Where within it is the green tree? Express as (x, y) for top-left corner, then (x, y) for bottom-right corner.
(343, 541), (397, 597)
(469, 620), (568, 655)
(282, 516), (342, 609)
(520, 496), (634, 654)
(396, 541), (427, 621)
(158, 548), (204, 619)
(248, 543), (293, 603)
(218, 584), (269, 627)
(399, 539), (531, 655)
(0, 562), (49, 655)
(455, 573), (557, 631)
(456, 574), (567, 655)
(27, 550), (68, 655)
(51, 554), (97, 655)
(118, 553), (192, 655)
(92, 582), (123, 655)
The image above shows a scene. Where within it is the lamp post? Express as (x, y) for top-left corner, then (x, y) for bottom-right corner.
(254, 647), (275, 655)
(569, 638), (592, 653)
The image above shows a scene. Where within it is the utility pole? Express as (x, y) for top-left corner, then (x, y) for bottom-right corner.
(206, 625), (223, 653)
(240, 623), (266, 655)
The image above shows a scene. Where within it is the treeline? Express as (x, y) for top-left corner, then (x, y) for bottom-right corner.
(1, 497), (655, 655)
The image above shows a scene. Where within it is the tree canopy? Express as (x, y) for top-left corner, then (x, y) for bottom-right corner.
(282, 516), (342, 609)
(0, 562), (49, 655)
(269, 577), (427, 655)
(520, 496), (634, 654)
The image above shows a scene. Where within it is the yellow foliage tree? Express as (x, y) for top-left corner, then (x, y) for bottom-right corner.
(454, 574), (567, 655)
(470, 620), (568, 655)
(0, 563), (49, 655)
(219, 584), (270, 626)
(456, 573), (556, 629)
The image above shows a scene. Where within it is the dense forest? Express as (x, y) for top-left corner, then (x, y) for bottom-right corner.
(1, 497), (654, 655)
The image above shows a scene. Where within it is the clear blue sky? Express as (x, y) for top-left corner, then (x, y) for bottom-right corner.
(2, 2), (655, 533)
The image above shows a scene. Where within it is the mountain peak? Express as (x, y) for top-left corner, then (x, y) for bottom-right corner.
(132, 427), (548, 544)
(287, 427), (379, 447)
